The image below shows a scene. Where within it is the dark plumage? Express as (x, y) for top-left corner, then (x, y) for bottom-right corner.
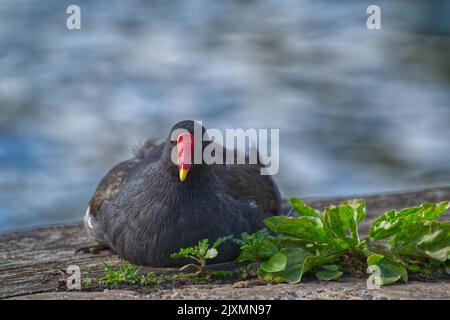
(84, 120), (281, 266)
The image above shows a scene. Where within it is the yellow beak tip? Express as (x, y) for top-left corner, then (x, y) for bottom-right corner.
(179, 169), (189, 182)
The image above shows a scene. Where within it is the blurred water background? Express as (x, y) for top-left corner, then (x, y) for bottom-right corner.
(0, 0), (449, 231)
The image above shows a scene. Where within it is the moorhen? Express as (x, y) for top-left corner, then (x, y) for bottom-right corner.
(84, 120), (281, 266)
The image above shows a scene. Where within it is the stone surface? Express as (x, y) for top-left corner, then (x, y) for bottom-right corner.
(10, 278), (449, 300)
(1, 187), (450, 300)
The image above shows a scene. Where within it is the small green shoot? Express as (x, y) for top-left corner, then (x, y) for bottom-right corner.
(170, 236), (233, 275)
(82, 277), (93, 287)
(98, 263), (157, 286)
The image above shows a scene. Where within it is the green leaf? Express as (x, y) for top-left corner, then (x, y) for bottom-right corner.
(391, 221), (450, 262)
(300, 254), (335, 276)
(315, 264), (343, 281)
(255, 239), (280, 258)
(257, 268), (275, 282)
(403, 202), (450, 224)
(322, 206), (350, 239)
(289, 198), (320, 217)
(235, 230), (279, 263)
(213, 235), (233, 249)
(205, 248), (218, 259)
(264, 216), (327, 242)
(256, 247), (314, 283)
(170, 246), (196, 259)
(82, 277), (93, 287)
(370, 202), (450, 240)
(346, 199), (367, 225)
(271, 247), (313, 283)
(198, 239), (210, 256)
(322, 199), (365, 243)
(260, 252), (287, 273)
(366, 239), (404, 264)
(316, 269), (343, 281)
(369, 209), (403, 240)
(323, 264), (339, 271)
(237, 245), (277, 263)
(270, 236), (311, 249)
(264, 216), (291, 232)
(367, 253), (408, 285)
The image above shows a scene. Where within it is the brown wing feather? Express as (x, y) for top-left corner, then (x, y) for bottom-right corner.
(88, 139), (159, 217)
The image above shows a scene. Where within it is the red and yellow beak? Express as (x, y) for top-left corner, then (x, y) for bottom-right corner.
(177, 132), (194, 182)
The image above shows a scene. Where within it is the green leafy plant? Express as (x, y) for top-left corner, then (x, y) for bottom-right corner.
(82, 277), (93, 287)
(233, 229), (278, 278)
(234, 198), (449, 286)
(98, 263), (157, 286)
(170, 236), (233, 275)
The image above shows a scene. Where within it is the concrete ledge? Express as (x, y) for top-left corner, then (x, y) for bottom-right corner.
(1, 187), (450, 300)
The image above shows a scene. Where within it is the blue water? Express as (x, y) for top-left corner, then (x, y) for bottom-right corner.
(1, 0), (450, 231)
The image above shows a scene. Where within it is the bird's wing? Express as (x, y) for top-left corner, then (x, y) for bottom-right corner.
(213, 146), (281, 217)
(88, 139), (162, 218)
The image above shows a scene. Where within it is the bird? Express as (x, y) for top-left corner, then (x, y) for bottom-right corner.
(83, 120), (281, 267)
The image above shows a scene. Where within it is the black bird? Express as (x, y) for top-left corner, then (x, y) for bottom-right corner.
(84, 120), (281, 266)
